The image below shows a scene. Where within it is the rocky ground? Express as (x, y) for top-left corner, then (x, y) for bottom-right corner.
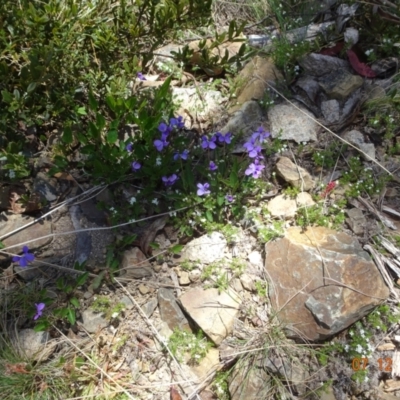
(1, 2), (400, 400)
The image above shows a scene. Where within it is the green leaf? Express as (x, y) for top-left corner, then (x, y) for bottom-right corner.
(107, 130), (118, 144)
(96, 113), (106, 132)
(217, 196), (225, 206)
(106, 94), (116, 111)
(88, 91), (98, 112)
(70, 297), (80, 308)
(67, 308), (76, 325)
(0, 241), (4, 249)
(62, 125), (73, 144)
(169, 244), (183, 254)
(75, 357), (85, 367)
(1, 90), (13, 104)
(206, 210), (213, 222)
(77, 106), (87, 115)
(76, 272), (89, 286)
(228, 21), (235, 40)
(34, 320), (50, 332)
(91, 271), (105, 290)
(13, 89), (20, 101)
(27, 82), (37, 93)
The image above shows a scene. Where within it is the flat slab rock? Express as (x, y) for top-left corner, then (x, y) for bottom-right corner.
(265, 226), (389, 341)
(268, 102), (318, 143)
(179, 287), (241, 345)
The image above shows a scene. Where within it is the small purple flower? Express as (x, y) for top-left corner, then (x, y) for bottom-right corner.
(173, 149), (189, 161)
(197, 183), (211, 196)
(137, 72), (147, 81)
(162, 174), (179, 186)
(201, 135), (217, 150)
(245, 160), (265, 179)
(243, 140), (262, 158)
(170, 116), (185, 129)
(251, 127), (270, 143)
(12, 246), (35, 267)
(209, 161), (218, 171)
(125, 143), (133, 152)
(158, 122), (171, 134)
(154, 132), (169, 152)
(216, 132), (232, 144)
(131, 161), (141, 171)
(34, 303), (45, 320)
(225, 194), (234, 202)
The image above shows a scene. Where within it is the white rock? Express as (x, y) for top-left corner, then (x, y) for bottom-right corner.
(179, 232), (227, 264)
(267, 195), (297, 218)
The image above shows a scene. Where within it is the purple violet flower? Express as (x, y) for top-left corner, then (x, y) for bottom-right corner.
(225, 194), (234, 202)
(170, 116), (185, 129)
(245, 160), (265, 179)
(216, 132), (232, 144)
(154, 132), (169, 152)
(34, 303), (45, 320)
(197, 183), (211, 196)
(132, 161), (141, 171)
(12, 246), (35, 267)
(125, 143), (133, 152)
(201, 135), (217, 150)
(209, 161), (218, 171)
(162, 174), (178, 186)
(137, 72), (147, 81)
(243, 140), (262, 158)
(173, 149), (189, 161)
(252, 126), (270, 143)
(158, 122), (171, 134)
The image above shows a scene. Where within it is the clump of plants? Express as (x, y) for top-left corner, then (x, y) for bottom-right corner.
(167, 329), (212, 364)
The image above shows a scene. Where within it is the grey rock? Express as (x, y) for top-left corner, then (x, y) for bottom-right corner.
(158, 288), (189, 331)
(319, 70), (363, 100)
(299, 53), (351, 77)
(33, 172), (58, 202)
(120, 295), (134, 310)
(346, 207), (366, 235)
(0, 212), (53, 261)
(143, 297), (158, 318)
(268, 102), (318, 143)
(221, 100), (263, 137)
(12, 329), (56, 362)
(342, 130), (375, 161)
(82, 309), (108, 333)
(321, 99), (340, 124)
(177, 270), (190, 286)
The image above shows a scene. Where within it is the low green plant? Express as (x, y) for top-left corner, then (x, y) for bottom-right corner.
(255, 280), (268, 298)
(282, 186), (300, 199)
(312, 142), (343, 169)
(340, 157), (390, 198)
(167, 329), (212, 364)
(296, 200), (347, 229)
(91, 296), (111, 314)
(212, 370), (230, 400)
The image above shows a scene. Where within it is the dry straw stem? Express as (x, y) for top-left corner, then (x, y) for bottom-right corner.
(52, 325), (136, 400)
